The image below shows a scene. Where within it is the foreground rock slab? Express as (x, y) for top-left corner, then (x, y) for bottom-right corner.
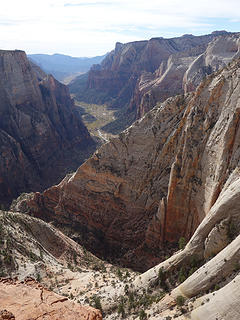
(0, 278), (102, 320)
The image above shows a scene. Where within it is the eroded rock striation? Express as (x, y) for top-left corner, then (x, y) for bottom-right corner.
(0, 50), (95, 206)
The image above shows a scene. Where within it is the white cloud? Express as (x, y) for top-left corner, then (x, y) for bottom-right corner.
(0, 0), (240, 56)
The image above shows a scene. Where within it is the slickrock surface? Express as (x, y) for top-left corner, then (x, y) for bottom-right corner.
(14, 57), (240, 271)
(0, 278), (102, 320)
(0, 50), (95, 206)
(70, 32), (239, 132)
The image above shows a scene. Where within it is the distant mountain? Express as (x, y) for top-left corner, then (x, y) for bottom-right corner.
(27, 53), (106, 82)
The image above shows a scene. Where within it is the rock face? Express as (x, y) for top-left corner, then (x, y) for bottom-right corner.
(131, 167), (240, 319)
(0, 50), (95, 206)
(0, 278), (102, 320)
(136, 34), (240, 118)
(70, 32), (240, 132)
(14, 57), (240, 271)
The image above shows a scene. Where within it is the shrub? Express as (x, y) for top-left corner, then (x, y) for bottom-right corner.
(176, 295), (185, 307)
(139, 309), (147, 320)
(117, 302), (125, 318)
(90, 295), (103, 313)
(158, 267), (167, 290)
(178, 237), (186, 250)
(178, 267), (187, 283)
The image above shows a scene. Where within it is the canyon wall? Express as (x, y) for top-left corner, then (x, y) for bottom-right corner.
(0, 50), (95, 206)
(70, 32), (240, 133)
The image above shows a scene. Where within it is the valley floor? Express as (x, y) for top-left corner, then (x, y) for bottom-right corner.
(73, 99), (117, 143)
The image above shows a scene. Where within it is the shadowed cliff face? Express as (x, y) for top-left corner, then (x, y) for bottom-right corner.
(0, 50), (95, 206)
(70, 32), (240, 133)
(14, 58), (240, 271)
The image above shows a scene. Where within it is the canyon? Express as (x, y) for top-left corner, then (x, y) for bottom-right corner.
(1, 33), (240, 320)
(14, 56), (240, 273)
(3, 56), (240, 320)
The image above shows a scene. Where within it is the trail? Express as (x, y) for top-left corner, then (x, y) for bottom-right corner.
(97, 129), (109, 143)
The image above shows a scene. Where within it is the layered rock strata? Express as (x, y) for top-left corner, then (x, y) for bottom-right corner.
(0, 50), (95, 206)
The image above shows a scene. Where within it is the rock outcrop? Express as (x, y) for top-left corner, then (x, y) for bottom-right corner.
(14, 57), (240, 271)
(70, 32), (240, 133)
(0, 278), (102, 320)
(0, 50), (95, 206)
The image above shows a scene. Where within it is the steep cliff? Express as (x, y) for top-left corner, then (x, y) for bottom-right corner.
(130, 168), (240, 319)
(14, 57), (240, 272)
(70, 32), (239, 133)
(0, 50), (95, 206)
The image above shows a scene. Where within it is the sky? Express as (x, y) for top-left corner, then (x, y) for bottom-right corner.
(1, 0), (240, 57)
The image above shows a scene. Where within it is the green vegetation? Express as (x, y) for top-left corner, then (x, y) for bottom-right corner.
(158, 268), (166, 286)
(139, 309), (147, 320)
(178, 237), (186, 250)
(117, 298), (126, 318)
(90, 295), (103, 313)
(118, 289), (165, 315)
(227, 220), (238, 241)
(74, 100), (116, 140)
(176, 295), (185, 307)
(214, 284), (220, 291)
(117, 268), (123, 280)
(178, 267), (187, 283)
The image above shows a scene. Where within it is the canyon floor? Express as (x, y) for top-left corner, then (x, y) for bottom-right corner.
(74, 99), (118, 143)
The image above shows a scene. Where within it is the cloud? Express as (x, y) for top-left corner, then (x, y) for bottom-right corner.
(64, 2), (113, 7)
(0, 0), (240, 56)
